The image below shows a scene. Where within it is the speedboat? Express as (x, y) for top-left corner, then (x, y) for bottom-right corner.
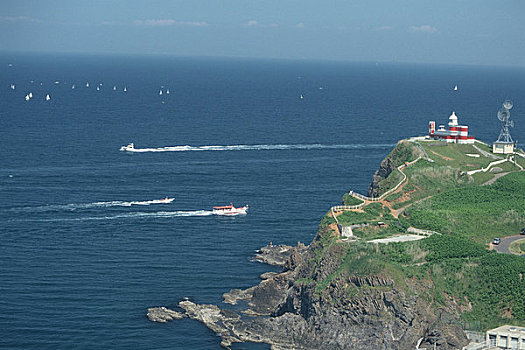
(120, 142), (135, 151)
(160, 197), (174, 204)
(213, 203), (248, 216)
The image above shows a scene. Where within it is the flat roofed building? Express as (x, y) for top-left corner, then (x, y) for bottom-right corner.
(493, 141), (515, 155)
(486, 325), (525, 349)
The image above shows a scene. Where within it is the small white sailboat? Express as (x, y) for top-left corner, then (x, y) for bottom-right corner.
(300, 94), (304, 100)
(96, 86), (100, 91)
(159, 90), (163, 95)
(453, 85), (458, 91)
(10, 84), (15, 90)
(123, 87), (127, 92)
(113, 85), (116, 91)
(25, 94), (30, 101)
(72, 84), (75, 89)
(29, 92), (33, 98)
(86, 83), (89, 88)
(166, 89), (170, 95)
(45, 94), (51, 101)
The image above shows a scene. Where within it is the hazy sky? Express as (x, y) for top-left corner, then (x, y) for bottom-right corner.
(1, 0), (524, 66)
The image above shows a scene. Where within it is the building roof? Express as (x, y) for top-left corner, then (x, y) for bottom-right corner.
(487, 325), (525, 335)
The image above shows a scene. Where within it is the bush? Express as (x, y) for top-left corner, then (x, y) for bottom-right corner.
(342, 193), (364, 206)
(420, 234), (488, 262)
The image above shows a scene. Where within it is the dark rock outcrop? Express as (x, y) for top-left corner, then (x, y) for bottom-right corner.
(147, 307), (185, 322)
(368, 156), (397, 198)
(152, 237), (468, 349)
(368, 141), (422, 197)
(253, 242), (306, 267)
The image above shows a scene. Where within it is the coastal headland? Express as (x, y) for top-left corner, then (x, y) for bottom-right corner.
(149, 138), (525, 349)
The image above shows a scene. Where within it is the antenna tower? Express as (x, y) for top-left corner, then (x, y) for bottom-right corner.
(496, 100), (514, 143)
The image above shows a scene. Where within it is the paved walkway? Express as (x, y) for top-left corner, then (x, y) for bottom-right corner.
(472, 144), (501, 160)
(493, 235), (525, 254)
(368, 234), (426, 244)
(481, 172), (508, 186)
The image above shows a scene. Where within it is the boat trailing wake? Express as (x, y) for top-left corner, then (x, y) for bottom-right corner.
(11, 199), (173, 213)
(15, 210), (215, 222)
(120, 143), (394, 153)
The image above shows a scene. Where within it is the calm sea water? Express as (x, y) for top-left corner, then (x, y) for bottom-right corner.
(1, 53), (524, 349)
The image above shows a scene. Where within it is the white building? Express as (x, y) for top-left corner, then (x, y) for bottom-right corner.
(429, 112), (475, 144)
(486, 325), (525, 349)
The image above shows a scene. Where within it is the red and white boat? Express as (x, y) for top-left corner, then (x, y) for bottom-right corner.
(212, 203), (248, 216)
(160, 197), (174, 204)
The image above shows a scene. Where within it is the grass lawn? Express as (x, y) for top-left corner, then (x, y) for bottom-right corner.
(404, 172), (525, 244)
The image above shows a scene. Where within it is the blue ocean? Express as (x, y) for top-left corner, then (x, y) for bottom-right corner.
(1, 53), (524, 349)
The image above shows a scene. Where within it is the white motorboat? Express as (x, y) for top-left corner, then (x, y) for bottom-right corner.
(120, 142), (135, 151)
(213, 203), (248, 216)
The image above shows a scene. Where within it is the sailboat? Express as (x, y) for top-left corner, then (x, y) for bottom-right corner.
(10, 84), (15, 90)
(300, 94), (304, 100)
(25, 94), (30, 101)
(159, 90), (163, 95)
(45, 94), (51, 101)
(72, 84), (75, 89)
(113, 85), (116, 91)
(123, 87), (127, 92)
(29, 92), (33, 98)
(86, 83), (90, 88)
(166, 89), (170, 95)
(453, 85), (458, 91)
(96, 86), (100, 91)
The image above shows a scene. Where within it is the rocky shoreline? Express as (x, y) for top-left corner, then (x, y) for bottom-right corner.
(147, 240), (468, 349)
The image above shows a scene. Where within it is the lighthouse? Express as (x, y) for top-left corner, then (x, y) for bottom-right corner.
(429, 112), (475, 144)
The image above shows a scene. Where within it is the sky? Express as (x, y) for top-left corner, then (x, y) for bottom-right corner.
(1, 0), (524, 66)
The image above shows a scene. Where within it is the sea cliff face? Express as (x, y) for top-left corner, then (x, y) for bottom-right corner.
(368, 140), (422, 197)
(162, 233), (468, 349)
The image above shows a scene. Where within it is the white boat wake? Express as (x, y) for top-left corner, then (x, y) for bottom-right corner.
(119, 143), (394, 153)
(24, 210), (215, 222)
(11, 199), (174, 213)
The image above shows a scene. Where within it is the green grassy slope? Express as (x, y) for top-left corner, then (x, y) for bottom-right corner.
(316, 140), (525, 331)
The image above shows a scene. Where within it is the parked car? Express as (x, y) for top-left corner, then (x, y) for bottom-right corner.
(520, 228), (525, 235)
(493, 238), (501, 245)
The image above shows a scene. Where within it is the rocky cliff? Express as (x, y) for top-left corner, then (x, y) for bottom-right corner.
(152, 231), (468, 349)
(368, 140), (422, 197)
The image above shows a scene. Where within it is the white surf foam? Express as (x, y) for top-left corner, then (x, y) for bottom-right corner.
(120, 143), (394, 153)
(11, 199), (173, 213)
(23, 210), (214, 222)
